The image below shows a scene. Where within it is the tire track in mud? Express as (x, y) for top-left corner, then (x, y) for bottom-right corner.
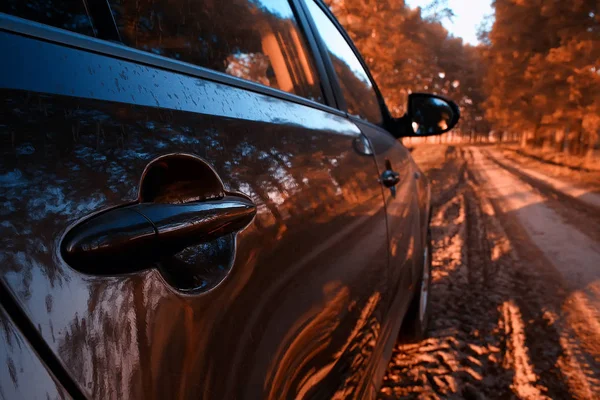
(480, 148), (600, 244)
(474, 147), (600, 398)
(461, 149), (567, 398)
(380, 148), (514, 399)
(379, 145), (599, 399)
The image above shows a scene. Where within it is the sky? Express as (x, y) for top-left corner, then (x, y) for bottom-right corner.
(405, 0), (494, 45)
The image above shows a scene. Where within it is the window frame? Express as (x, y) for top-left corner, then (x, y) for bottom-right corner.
(0, 0), (395, 127)
(1, 0), (345, 117)
(95, 0), (331, 107)
(295, 0), (394, 128)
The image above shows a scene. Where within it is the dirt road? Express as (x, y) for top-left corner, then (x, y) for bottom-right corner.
(380, 145), (600, 399)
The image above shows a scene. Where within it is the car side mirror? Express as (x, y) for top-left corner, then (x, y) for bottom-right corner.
(393, 93), (460, 138)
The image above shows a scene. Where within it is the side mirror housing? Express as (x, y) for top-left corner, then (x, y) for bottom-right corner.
(392, 93), (460, 138)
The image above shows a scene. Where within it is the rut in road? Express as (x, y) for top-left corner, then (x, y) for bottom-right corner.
(379, 145), (600, 399)
(481, 148), (600, 244)
(474, 148), (600, 397)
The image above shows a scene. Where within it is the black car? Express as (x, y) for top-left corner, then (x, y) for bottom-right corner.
(0, 0), (459, 398)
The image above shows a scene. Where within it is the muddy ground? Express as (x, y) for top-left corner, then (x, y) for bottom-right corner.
(379, 145), (600, 399)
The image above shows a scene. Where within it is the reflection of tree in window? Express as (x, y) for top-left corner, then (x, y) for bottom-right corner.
(331, 55), (382, 124)
(226, 53), (272, 87)
(108, 0), (322, 102)
(303, 0), (382, 125)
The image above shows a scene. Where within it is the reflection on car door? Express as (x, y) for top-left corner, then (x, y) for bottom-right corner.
(351, 120), (423, 391)
(357, 121), (423, 337)
(299, 0), (424, 389)
(0, 10), (391, 400)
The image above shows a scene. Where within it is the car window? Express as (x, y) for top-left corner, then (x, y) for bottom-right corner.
(1, 0), (95, 36)
(107, 0), (323, 103)
(304, 0), (382, 125)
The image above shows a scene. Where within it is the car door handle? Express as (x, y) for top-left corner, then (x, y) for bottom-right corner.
(380, 169), (400, 188)
(380, 159), (400, 188)
(62, 196), (256, 273)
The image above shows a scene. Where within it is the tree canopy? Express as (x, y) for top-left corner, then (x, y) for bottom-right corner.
(325, 0), (488, 140)
(326, 0), (600, 156)
(483, 0), (599, 155)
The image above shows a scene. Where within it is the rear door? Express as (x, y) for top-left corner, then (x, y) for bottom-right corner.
(300, 0), (424, 388)
(0, 0), (391, 398)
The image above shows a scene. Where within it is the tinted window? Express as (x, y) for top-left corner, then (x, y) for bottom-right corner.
(305, 0), (382, 124)
(108, 0), (323, 102)
(1, 0), (94, 36)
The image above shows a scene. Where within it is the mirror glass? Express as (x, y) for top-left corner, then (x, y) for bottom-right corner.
(410, 96), (455, 136)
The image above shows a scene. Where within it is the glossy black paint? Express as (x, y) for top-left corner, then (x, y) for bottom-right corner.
(62, 152), (257, 279)
(0, 304), (69, 399)
(0, 24), (390, 399)
(351, 118), (424, 390)
(380, 160), (401, 190)
(0, 0), (455, 398)
(400, 92), (461, 137)
(63, 206), (157, 272)
(62, 196), (256, 277)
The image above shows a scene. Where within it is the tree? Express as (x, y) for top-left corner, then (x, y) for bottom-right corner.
(482, 0), (600, 156)
(325, 0), (489, 142)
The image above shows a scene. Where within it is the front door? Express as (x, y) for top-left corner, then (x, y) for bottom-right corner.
(0, 1), (390, 398)
(300, 0), (423, 390)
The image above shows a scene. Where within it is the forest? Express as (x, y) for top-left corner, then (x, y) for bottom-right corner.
(325, 0), (600, 165)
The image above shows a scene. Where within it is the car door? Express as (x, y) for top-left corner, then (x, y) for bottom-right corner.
(299, 0), (425, 390)
(0, 0), (392, 399)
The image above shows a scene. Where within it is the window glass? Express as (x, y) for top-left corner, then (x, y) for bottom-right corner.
(305, 0), (382, 124)
(1, 0), (94, 36)
(108, 0), (323, 103)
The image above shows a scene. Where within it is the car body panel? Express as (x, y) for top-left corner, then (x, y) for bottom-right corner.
(351, 119), (423, 389)
(289, 2), (432, 392)
(0, 304), (69, 399)
(294, 0), (423, 310)
(0, 0), (441, 395)
(0, 23), (395, 399)
(353, 121), (419, 303)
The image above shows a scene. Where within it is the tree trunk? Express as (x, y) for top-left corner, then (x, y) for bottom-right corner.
(569, 122), (583, 156)
(520, 131), (528, 148)
(532, 122), (543, 148)
(562, 126), (570, 153)
(554, 130), (564, 152)
(586, 130), (600, 167)
(581, 131), (591, 157)
(543, 132), (553, 150)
